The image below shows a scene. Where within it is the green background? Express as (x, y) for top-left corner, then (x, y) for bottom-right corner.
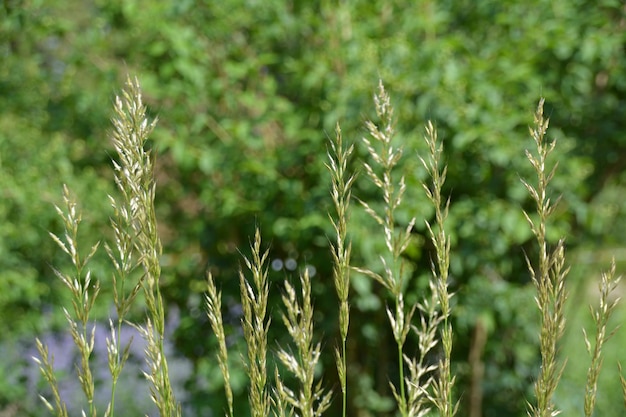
(2, 0), (626, 416)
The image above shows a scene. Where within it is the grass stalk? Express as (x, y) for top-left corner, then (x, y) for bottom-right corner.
(326, 123), (356, 417)
(405, 284), (442, 417)
(204, 208), (273, 417)
(103, 79), (153, 416)
(582, 259), (621, 417)
(33, 338), (69, 417)
(206, 272), (235, 417)
(239, 228), (272, 417)
(521, 98), (568, 417)
(619, 363), (626, 410)
(110, 76), (180, 417)
(36, 76), (180, 417)
(420, 121), (457, 417)
(274, 269), (332, 417)
(103, 193), (143, 417)
(354, 80), (416, 416)
(36, 185), (100, 417)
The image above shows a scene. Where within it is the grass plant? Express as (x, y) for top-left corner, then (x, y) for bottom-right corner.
(35, 184), (100, 417)
(36, 77), (181, 417)
(235, 228), (271, 417)
(353, 81), (419, 417)
(521, 98), (625, 417)
(352, 81), (455, 417)
(36, 77), (626, 417)
(205, 273), (235, 417)
(582, 260), (621, 417)
(620, 363), (626, 409)
(420, 121), (457, 417)
(110, 77), (181, 417)
(273, 268), (333, 417)
(522, 99), (570, 417)
(326, 123), (356, 417)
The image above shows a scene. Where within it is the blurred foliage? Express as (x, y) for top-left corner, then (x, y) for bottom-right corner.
(2, 0), (626, 416)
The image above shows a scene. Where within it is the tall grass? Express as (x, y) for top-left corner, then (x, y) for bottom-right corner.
(36, 77), (626, 417)
(522, 98), (569, 417)
(353, 81), (452, 417)
(583, 260), (620, 417)
(36, 77), (181, 417)
(354, 80), (420, 416)
(327, 122), (355, 417)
